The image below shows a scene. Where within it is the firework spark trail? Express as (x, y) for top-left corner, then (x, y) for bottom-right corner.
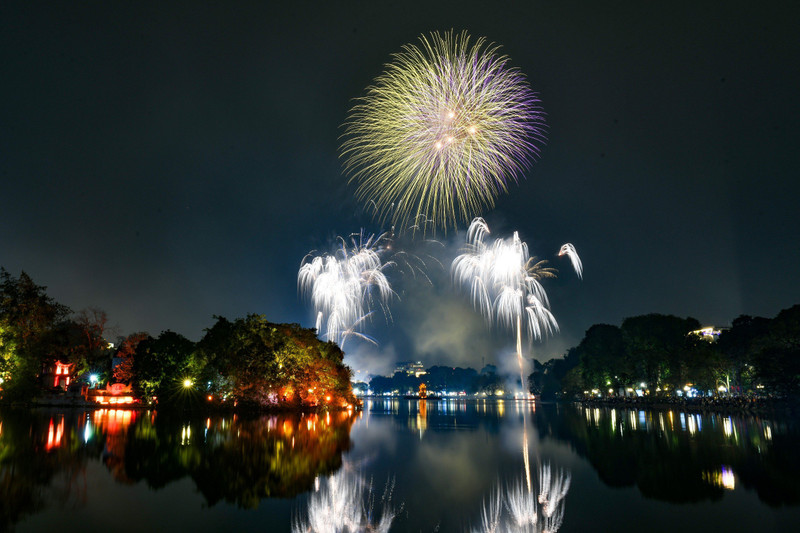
(557, 243), (583, 280)
(298, 231), (394, 348)
(342, 30), (546, 233)
(452, 218), (559, 397)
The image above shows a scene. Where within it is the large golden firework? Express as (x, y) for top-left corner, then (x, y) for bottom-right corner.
(341, 30), (546, 233)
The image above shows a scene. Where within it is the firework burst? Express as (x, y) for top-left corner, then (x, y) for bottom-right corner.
(342, 30), (546, 233)
(298, 231), (394, 348)
(452, 218), (581, 395)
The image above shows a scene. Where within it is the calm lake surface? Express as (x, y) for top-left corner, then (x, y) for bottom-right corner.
(3, 400), (800, 532)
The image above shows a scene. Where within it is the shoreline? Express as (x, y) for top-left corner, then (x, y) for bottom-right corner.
(576, 396), (800, 416)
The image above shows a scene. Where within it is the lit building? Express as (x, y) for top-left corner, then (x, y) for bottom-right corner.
(395, 361), (426, 378)
(689, 326), (726, 342)
(43, 360), (74, 389)
(90, 382), (136, 405)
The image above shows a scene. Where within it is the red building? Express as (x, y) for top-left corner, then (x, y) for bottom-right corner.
(44, 360), (74, 389)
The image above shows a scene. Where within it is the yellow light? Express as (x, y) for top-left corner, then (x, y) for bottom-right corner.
(183, 379), (193, 388)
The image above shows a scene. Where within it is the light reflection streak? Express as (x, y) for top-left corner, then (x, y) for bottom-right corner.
(724, 417), (733, 438)
(704, 466), (736, 491)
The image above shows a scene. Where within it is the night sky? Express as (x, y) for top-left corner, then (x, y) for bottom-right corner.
(2, 1), (798, 376)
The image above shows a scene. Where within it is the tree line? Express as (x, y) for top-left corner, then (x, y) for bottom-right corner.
(0, 269), (357, 408)
(365, 364), (507, 395)
(533, 307), (800, 399)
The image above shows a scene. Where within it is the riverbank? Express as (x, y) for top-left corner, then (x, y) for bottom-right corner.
(578, 395), (800, 416)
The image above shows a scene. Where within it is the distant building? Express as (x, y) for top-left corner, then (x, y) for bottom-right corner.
(395, 361), (426, 378)
(689, 326), (726, 342)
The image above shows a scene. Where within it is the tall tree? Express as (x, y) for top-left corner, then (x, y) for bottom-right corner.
(621, 314), (700, 390)
(132, 331), (197, 402)
(113, 331), (149, 383)
(0, 269), (70, 398)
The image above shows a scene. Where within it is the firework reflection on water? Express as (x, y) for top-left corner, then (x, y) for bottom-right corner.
(293, 467), (397, 533)
(471, 463), (571, 533)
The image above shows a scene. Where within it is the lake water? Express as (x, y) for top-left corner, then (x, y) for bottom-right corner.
(3, 400), (799, 532)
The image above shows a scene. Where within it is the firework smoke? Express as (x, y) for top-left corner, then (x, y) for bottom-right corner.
(342, 30), (546, 233)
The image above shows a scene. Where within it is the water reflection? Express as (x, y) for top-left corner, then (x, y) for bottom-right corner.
(536, 404), (800, 505)
(0, 407), (357, 530)
(470, 399), (571, 533)
(473, 463), (570, 533)
(292, 465), (397, 532)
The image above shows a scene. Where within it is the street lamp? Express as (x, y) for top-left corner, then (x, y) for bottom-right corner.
(89, 374), (99, 387)
(183, 379), (193, 388)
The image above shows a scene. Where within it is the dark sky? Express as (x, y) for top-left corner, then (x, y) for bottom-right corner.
(2, 1), (798, 376)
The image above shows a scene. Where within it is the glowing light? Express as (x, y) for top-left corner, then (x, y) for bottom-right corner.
(183, 379), (193, 388)
(299, 231), (394, 347)
(723, 417), (733, 438)
(705, 466), (736, 490)
(341, 30), (546, 233)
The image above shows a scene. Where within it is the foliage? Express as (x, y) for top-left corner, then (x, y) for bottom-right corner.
(195, 315), (357, 409)
(749, 305), (800, 394)
(132, 331), (198, 402)
(113, 332), (148, 383)
(540, 307), (800, 398)
(0, 269), (71, 399)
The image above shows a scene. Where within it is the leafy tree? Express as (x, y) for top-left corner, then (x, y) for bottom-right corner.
(531, 348), (581, 399)
(575, 324), (626, 390)
(132, 331), (198, 402)
(621, 314), (700, 391)
(719, 315), (771, 392)
(0, 269), (70, 399)
(113, 332), (149, 383)
(196, 315), (356, 408)
(751, 305), (800, 395)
